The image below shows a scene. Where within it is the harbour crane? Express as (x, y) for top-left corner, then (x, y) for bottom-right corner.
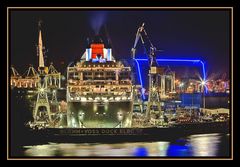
(131, 23), (159, 67)
(131, 23), (165, 124)
(34, 20), (52, 123)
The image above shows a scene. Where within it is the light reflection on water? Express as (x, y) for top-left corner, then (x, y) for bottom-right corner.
(23, 133), (229, 157)
(189, 133), (221, 156)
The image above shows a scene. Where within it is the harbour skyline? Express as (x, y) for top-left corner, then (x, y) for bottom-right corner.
(10, 10), (230, 77)
(8, 8), (231, 159)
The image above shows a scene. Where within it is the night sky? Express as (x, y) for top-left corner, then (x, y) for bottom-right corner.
(10, 10), (230, 78)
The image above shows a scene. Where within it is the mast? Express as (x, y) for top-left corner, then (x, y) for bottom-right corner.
(34, 20), (52, 124)
(38, 20), (45, 68)
(37, 20), (48, 75)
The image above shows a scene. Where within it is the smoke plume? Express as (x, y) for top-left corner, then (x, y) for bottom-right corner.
(90, 11), (107, 35)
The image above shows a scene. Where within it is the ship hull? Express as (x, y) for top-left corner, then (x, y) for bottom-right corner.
(66, 101), (133, 128)
(21, 121), (229, 145)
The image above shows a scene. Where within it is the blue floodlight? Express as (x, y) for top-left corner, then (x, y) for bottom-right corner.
(134, 59), (146, 100)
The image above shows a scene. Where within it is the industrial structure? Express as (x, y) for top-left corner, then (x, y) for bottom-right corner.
(131, 23), (165, 125)
(10, 21), (62, 128)
(10, 65), (39, 88)
(10, 21), (230, 131)
(33, 21), (52, 125)
(133, 85), (144, 113)
(10, 66), (21, 88)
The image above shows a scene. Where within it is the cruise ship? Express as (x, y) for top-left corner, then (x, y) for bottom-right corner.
(66, 36), (133, 128)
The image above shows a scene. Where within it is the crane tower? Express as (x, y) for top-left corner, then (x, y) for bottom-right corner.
(33, 21), (52, 124)
(131, 23), (165, 123)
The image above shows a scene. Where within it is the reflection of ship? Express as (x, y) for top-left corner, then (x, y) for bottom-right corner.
(66, 35), (133, 128)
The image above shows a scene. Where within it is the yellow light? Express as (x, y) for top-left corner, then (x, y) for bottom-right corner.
(179, 83), (184, 87)
(201, 81), (206, 86)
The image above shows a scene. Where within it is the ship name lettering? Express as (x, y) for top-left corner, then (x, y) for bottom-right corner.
(101, 129), (118, 134)
(81, 129), (99, 134)
(120, 129), (134, 134)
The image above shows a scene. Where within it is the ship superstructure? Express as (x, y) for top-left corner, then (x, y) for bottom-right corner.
(66, 36), (133, 128)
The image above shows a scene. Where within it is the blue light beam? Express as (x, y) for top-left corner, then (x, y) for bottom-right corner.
(134, 59), (146, 100)
(134, 58), (207, 98)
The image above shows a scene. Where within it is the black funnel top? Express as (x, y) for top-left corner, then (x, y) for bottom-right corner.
(92, 35), (104, 44)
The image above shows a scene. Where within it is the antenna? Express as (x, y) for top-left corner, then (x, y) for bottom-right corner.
(38, 19), (43, 29)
